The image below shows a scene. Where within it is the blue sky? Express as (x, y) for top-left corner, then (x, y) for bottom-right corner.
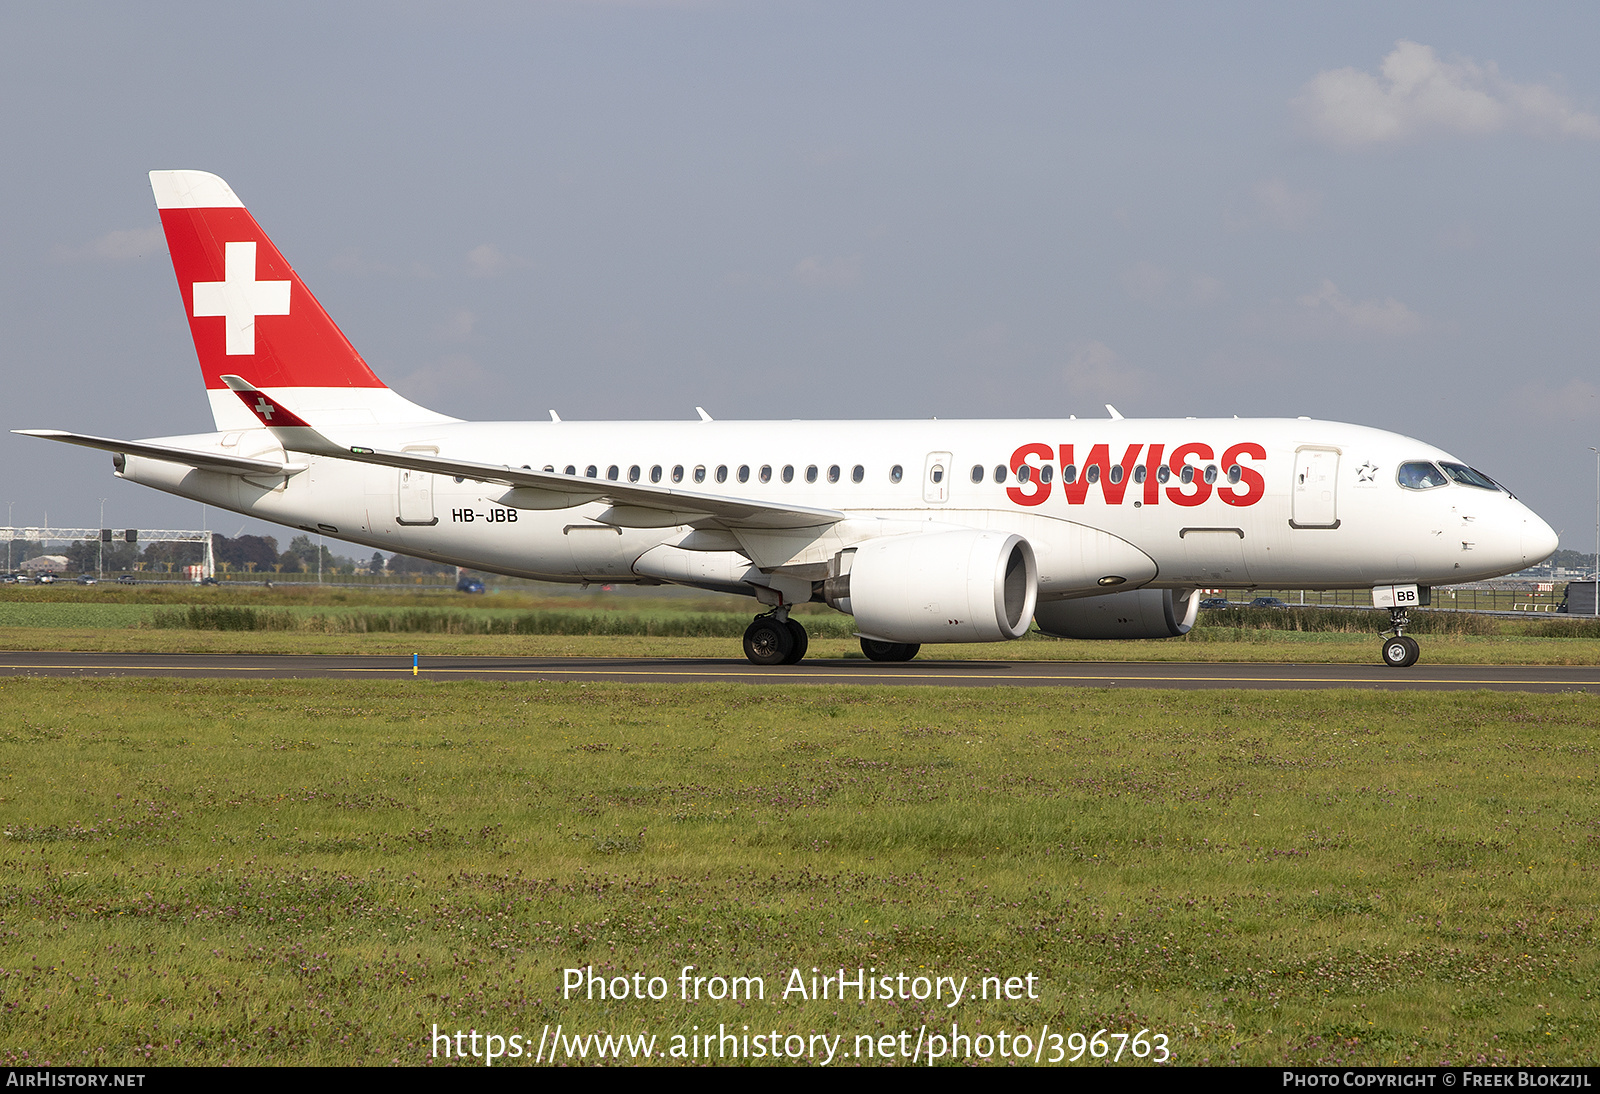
(3, 2), (1598, 550)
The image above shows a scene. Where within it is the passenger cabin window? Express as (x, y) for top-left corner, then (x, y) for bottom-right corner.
(541, 465), (554, 472)
(1179, 465), (1194, 485)
(1084, 465), (1097, 484)
(650, 465), (662, 483)
(672, 465), (684, 483)
(828, 465), (841, 483)
(971, 465), (984, 484)
(781, 465), (793, 483)
(1109, 464), (1123, 485)
(931, 465), (944, 483)
(993, 465), (1006, 483)
(1203, 465), (1218, 485)
(692, 465), (705, 483)
(1063, 464), (1077, 483)
(565, 465), (576, 476)
(607, 465), (620, 481)
(738, 465), (750, 483)
(852, 465), (865, 483)
(1226, 464), (1241, 485)
(629, 465), (641, 482)
(759, 465), (772, 483)
(585, 465), (598, 478)
(1017, 465), (1030, 483)
(806, 465), (818, 483)
(1133, 466), (1146, 484)
(715, 465), (727, 483)
(1156, 465), (1170, 484)
(1397, 461), (1448, 490)
(890, 465), (904, 483)
(1039, 464), (1054, 484)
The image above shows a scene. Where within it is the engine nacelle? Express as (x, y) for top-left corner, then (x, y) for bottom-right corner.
(825, 530), (1038, 644)
(1034, 587), (1198, 640)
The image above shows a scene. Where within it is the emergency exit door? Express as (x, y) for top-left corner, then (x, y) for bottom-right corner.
(1291, 446), (1339, 528)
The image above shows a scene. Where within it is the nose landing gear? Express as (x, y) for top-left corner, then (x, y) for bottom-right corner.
(1380, 607), (1421, 668)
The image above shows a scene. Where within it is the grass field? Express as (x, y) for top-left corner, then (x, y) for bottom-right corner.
(1, 679), (1596, 1066)
(3, 586), (1600, 665)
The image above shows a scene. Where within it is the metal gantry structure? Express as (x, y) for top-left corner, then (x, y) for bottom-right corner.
(0, 527), (214, 579)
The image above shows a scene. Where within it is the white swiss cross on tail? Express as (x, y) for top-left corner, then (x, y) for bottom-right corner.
(191, 241), (290, 355)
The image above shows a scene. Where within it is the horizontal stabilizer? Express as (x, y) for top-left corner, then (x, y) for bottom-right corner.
(15, 430), (305, 477)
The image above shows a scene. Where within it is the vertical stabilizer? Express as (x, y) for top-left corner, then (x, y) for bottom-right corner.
(150, 170), (455, 431)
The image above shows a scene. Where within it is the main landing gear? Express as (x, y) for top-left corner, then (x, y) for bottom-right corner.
(1380, 607), (1421, 668)
(743, 609), (808, 666)
(859, 638), (920, 662)
(739, 610), (922, 666)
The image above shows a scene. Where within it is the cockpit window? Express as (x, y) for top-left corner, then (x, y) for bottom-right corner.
(1440, 462), (1502, 491)
(1397, 461), (1447, 490)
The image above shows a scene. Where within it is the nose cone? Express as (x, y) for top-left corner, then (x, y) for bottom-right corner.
(1524, 509), (1559, 568)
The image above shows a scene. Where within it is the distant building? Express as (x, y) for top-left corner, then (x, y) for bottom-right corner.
(20, 555), (68, 573)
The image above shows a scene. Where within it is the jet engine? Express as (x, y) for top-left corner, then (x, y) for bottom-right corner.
(1033, 587), (1198, 640)
(824, 530), (1037, 644)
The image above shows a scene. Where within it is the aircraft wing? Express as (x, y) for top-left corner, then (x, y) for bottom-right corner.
(217, 376), (845, 531)
(15, 429), (306, 477)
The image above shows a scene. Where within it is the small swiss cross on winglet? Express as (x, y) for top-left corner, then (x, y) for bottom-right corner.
(219, 374), (312, 429)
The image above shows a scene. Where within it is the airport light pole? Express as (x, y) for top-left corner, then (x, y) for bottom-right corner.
(5, 502), (11, 573)
(1591, 448), (1598, 617)
(98, 498), (106, 579)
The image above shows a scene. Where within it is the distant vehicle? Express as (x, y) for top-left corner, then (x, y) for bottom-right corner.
(36, 573), (56, 584)
(1198, 597), (1231, 609)
(76, 576), (97, 585)
(1, 574), (15, 585)
(199, 576), (218, 586)
(1247, 596), (1289, 609)
(116, 574), (137, 585)
(456, 576), (486, 594)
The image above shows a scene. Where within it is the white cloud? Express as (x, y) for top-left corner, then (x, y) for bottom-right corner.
(1296, 40), (1600, 146)
(1063, 340), (1146, 401)
(803, 145), (851, 168)
(793, 254), (861, 288)
(1119, 261), (1169, 303)
(330, 249), (430, 278)
(1189, 276), (1226, 306)
(435, 308), (476, 341)
(1508, 377), (1600, 422)
(1297, 279), (1426, 337)
(393, 353), (492, 406)
(52, 226), (163, 263)
(1254, 178), (1320, 230)
(466, 243), (521, 278)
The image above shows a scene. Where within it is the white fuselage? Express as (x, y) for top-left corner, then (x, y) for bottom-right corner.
(116, 415), (1555, 598)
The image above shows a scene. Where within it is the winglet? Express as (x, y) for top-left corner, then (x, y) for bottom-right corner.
(696, 407), (713, 422)
(1105, 404), (1124, 421)
(219, 375), (344, 455)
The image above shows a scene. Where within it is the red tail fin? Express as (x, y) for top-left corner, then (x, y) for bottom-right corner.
(150, 171), (451, 430)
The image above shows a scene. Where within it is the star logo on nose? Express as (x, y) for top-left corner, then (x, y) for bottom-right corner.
(1356, 461), (1379, 483)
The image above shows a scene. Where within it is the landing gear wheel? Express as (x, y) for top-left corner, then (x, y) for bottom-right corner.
(743, 616), (794, 666)
(782, 619), (809, 664)
(860, 638), (921, 662)
(1381, 635), (1420, 668)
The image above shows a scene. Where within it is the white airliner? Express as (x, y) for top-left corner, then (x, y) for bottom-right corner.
(19, 171), (1559, 668)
